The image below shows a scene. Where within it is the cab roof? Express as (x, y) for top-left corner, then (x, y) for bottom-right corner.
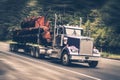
(64, 25), (83, 30)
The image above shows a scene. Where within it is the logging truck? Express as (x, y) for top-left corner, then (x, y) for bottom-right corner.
(10, 15), (100, 68)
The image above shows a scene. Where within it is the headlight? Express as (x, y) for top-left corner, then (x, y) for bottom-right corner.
(93, 47), (101, 56)
(69, 46), (78, 53)
(71, 49), (78, 53)
(93, 48), (99, 54)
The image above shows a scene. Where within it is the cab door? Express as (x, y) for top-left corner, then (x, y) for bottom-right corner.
(56, 27), (65, 47)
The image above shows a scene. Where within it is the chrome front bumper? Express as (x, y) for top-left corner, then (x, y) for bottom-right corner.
(71, 55), (100, 61)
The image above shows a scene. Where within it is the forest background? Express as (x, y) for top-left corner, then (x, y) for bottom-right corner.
(0, 0), (120, 54)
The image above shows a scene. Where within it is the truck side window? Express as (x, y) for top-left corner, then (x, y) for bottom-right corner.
(58, 27), (63, 34)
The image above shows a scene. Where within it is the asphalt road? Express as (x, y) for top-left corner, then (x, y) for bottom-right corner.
(0, 42), (120, 80)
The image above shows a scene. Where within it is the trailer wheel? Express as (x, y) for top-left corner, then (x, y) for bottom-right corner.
(61, 53), (71, 66)
(88, 61), (98, 68)
(10, 44), (14, 52)
(10, 44), (18, 52)
(14, 45), (18, 52)
(24, 48), (30, 54)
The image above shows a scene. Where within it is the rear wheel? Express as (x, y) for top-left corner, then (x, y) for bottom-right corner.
(10, 44), (14, 52)
(10, 44), (18, 52)
(39, 54), (45, 59)
(35, 47), (39, 58)
(88, 61), (98, 68)
(14, 45), (18, 52)
(24, 46), (31, 54)
(24, 48), (30, 54)
(30, 47), (35, 57)
(61, 53), (71, 66)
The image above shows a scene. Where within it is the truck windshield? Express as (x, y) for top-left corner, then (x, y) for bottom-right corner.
(65, 28), (82, 36)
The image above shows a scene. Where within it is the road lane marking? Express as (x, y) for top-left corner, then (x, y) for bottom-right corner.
(1, 51), (101, 80)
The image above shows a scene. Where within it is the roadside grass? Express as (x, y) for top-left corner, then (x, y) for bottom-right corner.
(101, 52), (120, 60)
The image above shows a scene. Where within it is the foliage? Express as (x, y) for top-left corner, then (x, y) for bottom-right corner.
(101, 52), (120, 59)
(0, 0), (120, 53)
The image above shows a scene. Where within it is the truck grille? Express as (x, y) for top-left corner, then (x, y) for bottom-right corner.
(80, 39), (93, 55)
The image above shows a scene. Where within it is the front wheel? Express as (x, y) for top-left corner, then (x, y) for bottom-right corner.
(61, 53), (71, 66)
(88, 61), (98, 68)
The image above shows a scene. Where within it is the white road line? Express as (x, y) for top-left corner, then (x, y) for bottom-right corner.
(2, 51), (101, 80)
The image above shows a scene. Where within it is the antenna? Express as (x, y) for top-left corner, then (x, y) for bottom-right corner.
(80, 17), (82, 27)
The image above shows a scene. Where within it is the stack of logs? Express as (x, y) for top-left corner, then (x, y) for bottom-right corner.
(12, 16), (52, 46)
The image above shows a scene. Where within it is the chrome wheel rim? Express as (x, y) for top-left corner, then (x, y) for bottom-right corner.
(63, 54), (68, 65)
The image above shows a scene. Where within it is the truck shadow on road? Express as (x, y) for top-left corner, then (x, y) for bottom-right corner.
(46, 59), (99, 69)
(10, 51), (100, 69)
(38, 57), (100, 69)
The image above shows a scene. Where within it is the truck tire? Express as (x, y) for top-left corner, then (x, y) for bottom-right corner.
(30, 47), (35, 57)
(10, 44), (14, 52)
(88, 61), (98, 68)
(24, 46), (30, 54)
(10, 44), (18, 52)
(14, 46), (18, 52)
(35, 47), (39, 58)
(39, 54), (45, 59)
(61, 53), (71, 66)
(24, 48), (30, 54)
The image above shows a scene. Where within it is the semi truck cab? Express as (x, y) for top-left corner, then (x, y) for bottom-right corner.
(53, 25), (100, 67)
